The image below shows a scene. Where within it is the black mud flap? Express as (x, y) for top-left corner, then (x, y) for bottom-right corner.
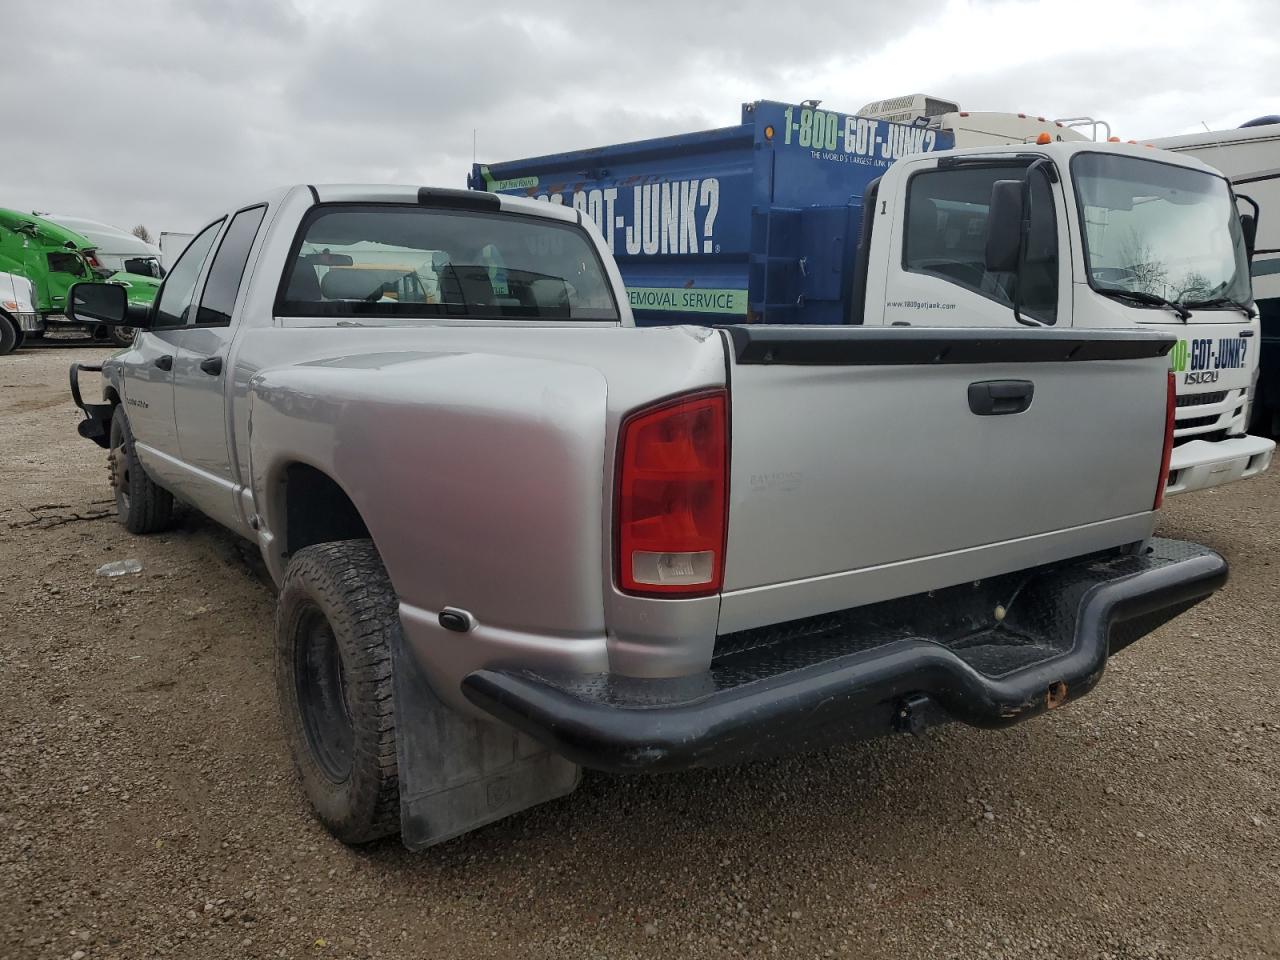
(391, 631), (580, 850)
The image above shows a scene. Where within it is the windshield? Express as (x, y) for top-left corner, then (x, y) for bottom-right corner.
(279, 205), (619, 321)
(1072, 153), (1251, 307)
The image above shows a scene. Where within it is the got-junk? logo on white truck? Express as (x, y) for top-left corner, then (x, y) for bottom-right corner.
(531, 179), (721, 256)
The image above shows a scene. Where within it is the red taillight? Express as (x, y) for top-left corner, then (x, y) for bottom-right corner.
(616, 390), (728, 596)
(1154, 372), (1176, 509)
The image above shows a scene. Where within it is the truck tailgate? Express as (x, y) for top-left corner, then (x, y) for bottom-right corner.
(718, 326), (1176, 632)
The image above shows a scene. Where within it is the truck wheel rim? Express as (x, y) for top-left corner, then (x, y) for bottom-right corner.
(294, 604), (354, 783)
(107, 439), (130, 511)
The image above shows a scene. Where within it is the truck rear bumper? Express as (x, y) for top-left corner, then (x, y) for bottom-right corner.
(1166, 434), (1274, 495)
(462, 539), (1225, 773)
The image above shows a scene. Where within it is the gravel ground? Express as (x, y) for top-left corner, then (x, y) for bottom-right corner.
(2, 345), (1278, 960)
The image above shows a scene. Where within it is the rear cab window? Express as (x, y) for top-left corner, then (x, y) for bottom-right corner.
(903, 163), (1060, 325)
(196, 205), (268, 326)
(277, 205), (619, 321)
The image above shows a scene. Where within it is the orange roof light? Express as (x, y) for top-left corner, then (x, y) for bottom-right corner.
(1107, 136), (1121, 142)
(1127, 139), (1138, 144)
(1036, 132), (1052, 144)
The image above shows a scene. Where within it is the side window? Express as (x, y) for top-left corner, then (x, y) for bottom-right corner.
(904, 165), (1059, 324)
(196, 205), (267, 326)
(47, 252), (88, 277)
(153, 220), (223, 329)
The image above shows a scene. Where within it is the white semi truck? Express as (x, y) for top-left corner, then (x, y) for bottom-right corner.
(0, 269), (38, 354)
(860, 95), (1275, 492)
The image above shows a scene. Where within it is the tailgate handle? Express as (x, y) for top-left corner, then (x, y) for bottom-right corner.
(968, 379), (1034, 416)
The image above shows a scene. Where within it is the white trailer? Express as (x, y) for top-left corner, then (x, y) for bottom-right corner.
(158, 231), (194, 272)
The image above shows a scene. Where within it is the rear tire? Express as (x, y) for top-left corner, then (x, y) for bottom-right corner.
(109, 407), (175, 534)
(275, 540), (400, 845)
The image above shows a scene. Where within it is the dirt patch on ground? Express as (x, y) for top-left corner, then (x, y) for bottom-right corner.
(2, 345), (1278, 960)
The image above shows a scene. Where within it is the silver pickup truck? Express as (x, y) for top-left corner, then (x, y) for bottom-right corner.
(67, 183), (1227, 850)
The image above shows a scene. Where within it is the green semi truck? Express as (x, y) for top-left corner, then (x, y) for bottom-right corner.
(0, 208), (159, 353)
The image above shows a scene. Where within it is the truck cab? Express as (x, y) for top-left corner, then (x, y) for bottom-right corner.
(858, 140), (1274, 494)
(0, 208), (98, 325)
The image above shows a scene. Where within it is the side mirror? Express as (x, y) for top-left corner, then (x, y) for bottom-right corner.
(1240, 212), (1258, 260)
(66, 282), (146, 327)
(985, 179), (1024, 273)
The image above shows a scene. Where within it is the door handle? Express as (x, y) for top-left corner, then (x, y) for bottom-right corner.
(153, 354), (173, 371)
(968, 379), (1034, 416)
(199, 356), (223, 376)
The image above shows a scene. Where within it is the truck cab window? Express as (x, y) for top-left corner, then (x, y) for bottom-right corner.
(197, 206), (267, 326)
(46, 252), (88, 277)
(904, 165), (1059, 325)
(153, 220), (223, 328)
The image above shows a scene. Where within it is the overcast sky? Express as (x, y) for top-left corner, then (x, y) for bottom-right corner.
(3, 0), (1276, 234)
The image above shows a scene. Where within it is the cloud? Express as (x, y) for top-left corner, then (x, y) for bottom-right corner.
(1, 0), (1275, 233)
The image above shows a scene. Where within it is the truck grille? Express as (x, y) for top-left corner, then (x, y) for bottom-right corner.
(1173, 429), (1227, 447)
(1177, 413), (1220, 429)
(1176, 391), (1227, 408)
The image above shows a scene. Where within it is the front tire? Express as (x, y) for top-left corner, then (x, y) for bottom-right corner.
(108, 407), (175, 533)
(275, 540), (400, 845)
(0, 315), (16, 356)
